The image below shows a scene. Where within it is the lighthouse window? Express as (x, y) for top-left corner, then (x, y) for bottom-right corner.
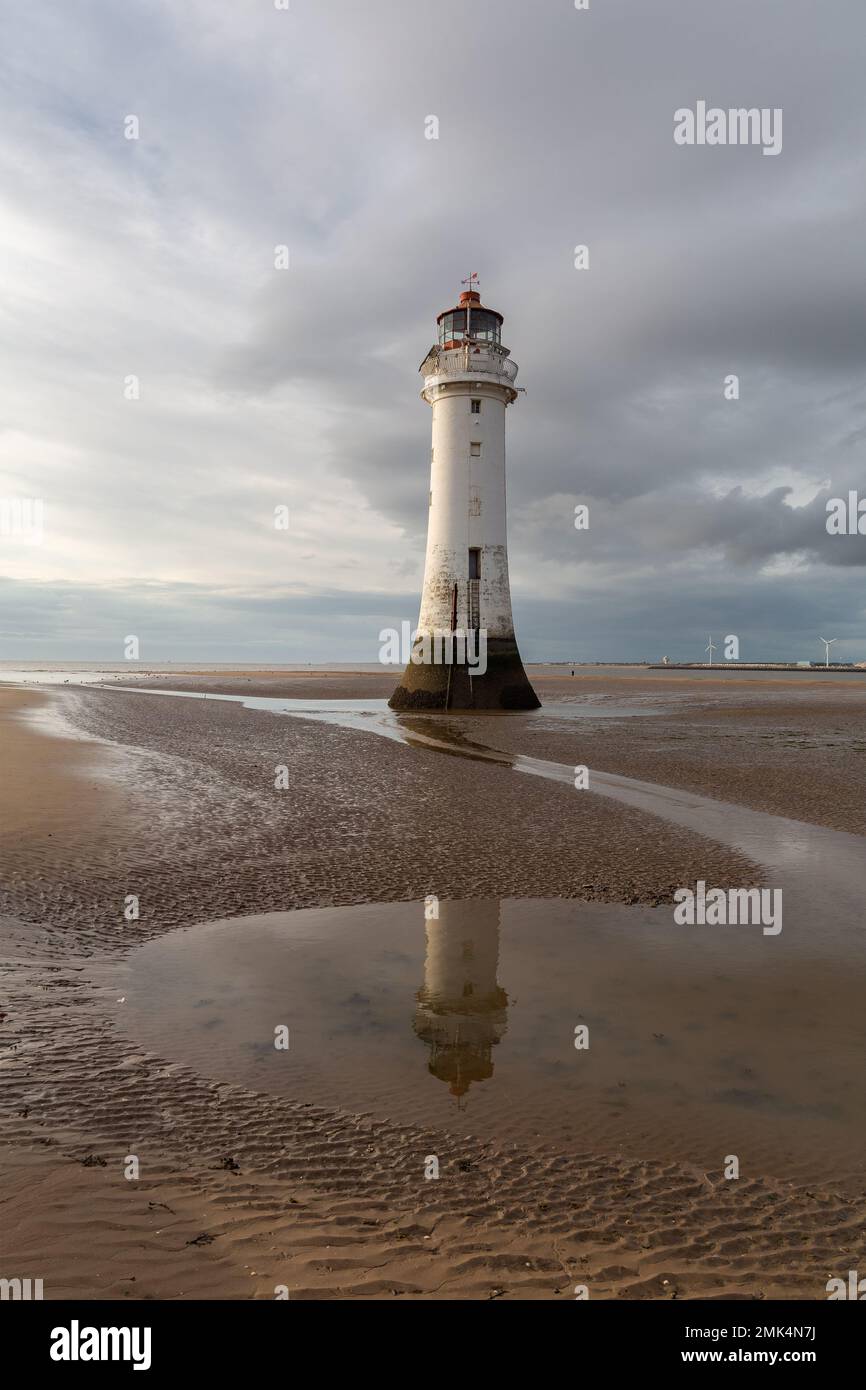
(468, 310), (501, 344)
(468, 548), (481, 580)
(471, 399), (481, 413)
(438, 310), (466, 345)
(470, 441), (481, 456)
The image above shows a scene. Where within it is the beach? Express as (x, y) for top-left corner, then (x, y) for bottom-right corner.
(2, 667), (866, 1299)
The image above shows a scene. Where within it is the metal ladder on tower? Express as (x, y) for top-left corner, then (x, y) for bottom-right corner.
(468, 579), (480, 633)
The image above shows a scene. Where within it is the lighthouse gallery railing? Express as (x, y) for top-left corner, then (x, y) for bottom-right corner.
(423, 344), (518, 384)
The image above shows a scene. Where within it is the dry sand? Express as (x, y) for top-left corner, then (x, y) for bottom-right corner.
(1, 672), (865, 1299)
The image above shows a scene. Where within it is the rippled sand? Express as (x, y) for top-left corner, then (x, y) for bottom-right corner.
(1, 671), (865, 1300)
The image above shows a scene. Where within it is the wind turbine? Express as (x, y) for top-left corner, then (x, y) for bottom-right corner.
(819, 636), (837, 668)
(705, 635), (717, 666)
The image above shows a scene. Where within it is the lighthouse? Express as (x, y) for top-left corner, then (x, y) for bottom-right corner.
(388, 282), (540, 711)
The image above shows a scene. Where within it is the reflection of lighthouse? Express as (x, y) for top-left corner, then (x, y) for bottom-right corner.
(413, 899), (509, 1100)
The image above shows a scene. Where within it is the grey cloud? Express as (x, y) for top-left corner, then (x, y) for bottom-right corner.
(2, 0), (866, 659)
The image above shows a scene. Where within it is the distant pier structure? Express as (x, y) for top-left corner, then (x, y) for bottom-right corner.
(389, 282), (539, 711)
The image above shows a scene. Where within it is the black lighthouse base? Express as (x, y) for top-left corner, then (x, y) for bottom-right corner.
(388, 638), (541, 712)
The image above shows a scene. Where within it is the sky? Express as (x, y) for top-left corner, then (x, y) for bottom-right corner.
(1, 0), (865, 663)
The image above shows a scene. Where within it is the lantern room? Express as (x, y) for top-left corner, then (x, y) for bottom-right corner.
(437, 290), (503, 349)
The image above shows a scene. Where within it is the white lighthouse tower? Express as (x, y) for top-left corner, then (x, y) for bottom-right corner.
(389, 281), (540, 711)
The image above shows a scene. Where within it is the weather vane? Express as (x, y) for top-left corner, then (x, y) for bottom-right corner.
(461, 272), (479, 294)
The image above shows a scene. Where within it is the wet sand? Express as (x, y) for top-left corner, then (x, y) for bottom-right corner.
(2, 672), (866, 1299)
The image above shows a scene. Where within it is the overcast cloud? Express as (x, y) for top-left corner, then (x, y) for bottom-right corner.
(1, 0), (865, 663)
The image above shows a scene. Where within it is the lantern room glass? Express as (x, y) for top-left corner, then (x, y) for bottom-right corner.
(438, 309), (501, 347)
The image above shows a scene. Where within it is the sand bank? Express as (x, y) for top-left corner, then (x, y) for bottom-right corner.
(1, 678), (865, 1299)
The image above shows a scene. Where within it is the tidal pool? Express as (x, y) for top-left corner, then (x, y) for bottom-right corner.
(119, 897), (866, 1189)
